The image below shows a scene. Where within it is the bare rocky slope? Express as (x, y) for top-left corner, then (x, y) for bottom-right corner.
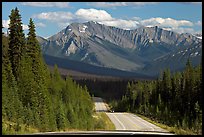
(37, 21), (202, 77)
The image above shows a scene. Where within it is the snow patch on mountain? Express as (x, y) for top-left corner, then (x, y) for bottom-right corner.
(193, 34), (202, 39)
(196, 36), (202, 39)
(149, 39), (153, 43)
(79, 25), (88, 33)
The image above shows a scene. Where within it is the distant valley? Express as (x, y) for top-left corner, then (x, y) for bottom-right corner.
(43, 54), (154, 80)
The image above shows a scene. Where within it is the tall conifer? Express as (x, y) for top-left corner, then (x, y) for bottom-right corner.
(8, 7), (25, 79)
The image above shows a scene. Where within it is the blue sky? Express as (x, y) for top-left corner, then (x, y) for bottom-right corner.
(2, 2), (202, 38)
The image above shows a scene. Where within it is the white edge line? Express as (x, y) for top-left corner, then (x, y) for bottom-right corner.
(129, 113), (158, 131)
(109, 113), (126, 130)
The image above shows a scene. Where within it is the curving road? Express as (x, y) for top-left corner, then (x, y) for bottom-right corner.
(93, 97), (171, 133)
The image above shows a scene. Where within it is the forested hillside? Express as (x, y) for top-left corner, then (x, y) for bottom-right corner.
(110, 60), (202, 134)
(2, 7), (95, 134)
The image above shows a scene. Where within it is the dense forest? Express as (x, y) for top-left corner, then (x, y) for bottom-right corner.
(2, 8), (96, 134)
(110, 60), (202, 134)
(76, 79), (129, 101)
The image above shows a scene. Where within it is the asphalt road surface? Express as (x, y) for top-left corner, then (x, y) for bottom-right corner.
(93, 97), (171, 134)
(92, 97), (108, 112)
(106, 112), (168, 132)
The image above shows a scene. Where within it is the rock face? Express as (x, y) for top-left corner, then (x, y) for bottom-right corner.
(38, 21), (202, 76)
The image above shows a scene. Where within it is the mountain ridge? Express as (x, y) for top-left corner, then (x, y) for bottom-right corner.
(37, 21), (202, 76)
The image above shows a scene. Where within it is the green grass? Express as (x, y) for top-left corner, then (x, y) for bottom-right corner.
(136, 114), (199, 135)
(93, 112), (115, 130)
(2, 119), (39, 135)
(2, 111), (116, 135)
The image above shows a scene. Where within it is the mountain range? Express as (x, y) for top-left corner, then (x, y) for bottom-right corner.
(37, 21), (202, 77)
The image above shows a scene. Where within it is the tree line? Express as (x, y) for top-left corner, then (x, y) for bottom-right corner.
(2, 7), (95, 133)
(111, 60), (202, 134)
(76, 79), (129, 101)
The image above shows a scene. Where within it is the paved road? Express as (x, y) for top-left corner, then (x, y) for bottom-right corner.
(92, 97), (108, 112)
(106, 112), (168, 132)
(93, 97), (170, 133)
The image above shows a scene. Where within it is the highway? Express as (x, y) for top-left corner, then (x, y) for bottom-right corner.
(106, 112), (167, 132)
(92, 97), (108, 112)
(93, 97), (171, 134)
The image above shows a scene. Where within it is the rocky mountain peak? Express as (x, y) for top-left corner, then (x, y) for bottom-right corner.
(38, 21), (202, 76)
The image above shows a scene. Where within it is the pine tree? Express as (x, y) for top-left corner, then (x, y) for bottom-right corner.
(27, 18), (39, 56)
(2, 35), (14, 86)
(26, 18), (42, 75)
(8, 7), (25, 79)
(56, 101), (67, 130)
(161, 69), (171, 106)
(67, 103), (77, 128)
(183, 59), (193, 121)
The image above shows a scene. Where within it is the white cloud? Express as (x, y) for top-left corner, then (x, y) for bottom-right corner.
(75, 8), (139, 30)
(21, 2), (70, 8)
(140, 17), (193, 28)
(87, 2), (158, 8)
(99, 19), (139, 30)
(33, 12), (74, 28)
(139, 17), (197, 34)
(33, 12), (73, 22)
(2, 20), (10, 28)
(36, 22), (46, 27)
(2, 19), (28, 30)
(132, 17), (142, 21)
(75, 8), (113, 21)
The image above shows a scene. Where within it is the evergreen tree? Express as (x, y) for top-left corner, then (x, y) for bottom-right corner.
(56, 101), (67, 130)
(161, 69), (171, 106)
(27, 18), (39, 56)
(26, 18), (42, 75)
(8, 7), (25, 79)
(2, 35), (14, 85)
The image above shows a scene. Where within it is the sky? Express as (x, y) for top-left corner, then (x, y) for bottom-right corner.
(2, 2), (202, 38)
